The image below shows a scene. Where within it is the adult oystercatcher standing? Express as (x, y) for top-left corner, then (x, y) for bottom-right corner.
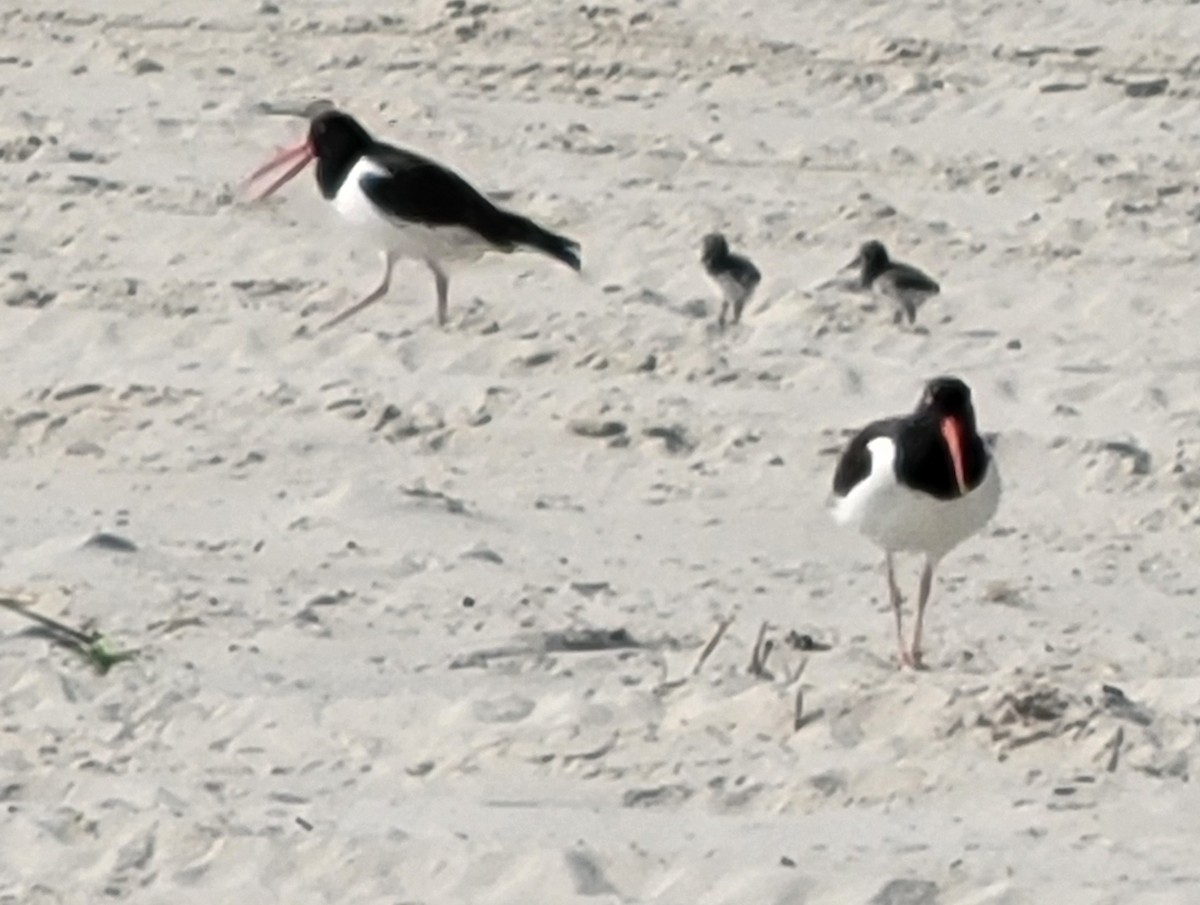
(831, 376), (1001, 668)
(845, 240), (940, 325)
(247, 108), (582, 329)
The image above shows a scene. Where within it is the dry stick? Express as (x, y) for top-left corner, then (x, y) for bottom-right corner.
(0, 598), (93, 645)
(1106, 726), (1125, 773)
(783, 655), (810, 686)
(748, 621), (771, 676)
(0, 597), (137, 674)
(692, 617), (733, 675)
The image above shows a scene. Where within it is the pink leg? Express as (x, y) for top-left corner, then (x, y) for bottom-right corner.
(321, 250), (395, 330)
(885, 552), (910, 669)
(908, 558), (936, 670)
(427, 259), (449, 327)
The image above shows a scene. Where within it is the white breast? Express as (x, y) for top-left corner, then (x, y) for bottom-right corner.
(710, 273), (752, 304)
(832, 436), (1001, 562)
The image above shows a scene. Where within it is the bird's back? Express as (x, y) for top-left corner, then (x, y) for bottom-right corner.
(725, 252), (761, 288)
(359, 141), (580, 269)
(880, 261), (939, 296)
(361, 141), (508, 233)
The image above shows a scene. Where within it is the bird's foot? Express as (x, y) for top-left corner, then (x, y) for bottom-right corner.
(897, 648), (927, 671)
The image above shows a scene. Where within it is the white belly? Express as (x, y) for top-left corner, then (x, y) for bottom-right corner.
(331, 158), (492, 265)
(710, 273), (752, 305)
(832, 436), (1001, 561)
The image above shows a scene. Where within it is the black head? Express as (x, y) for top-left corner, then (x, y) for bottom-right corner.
(702, 232), (729, 263)
(917, 376), (975, 421)
(309, 110), (373, 166)
(852, 240), (891, 284)
(306, 110), (375, 200)
(912, 375), (984, 496)
(248, 108), (375, 202)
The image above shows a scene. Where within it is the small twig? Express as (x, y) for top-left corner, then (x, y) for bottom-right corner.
(692, 617), (733, 675)
(0, 597), (138, 675)
(748, 621), (771, 677)
(0, 597), (93, 646)
(783, 655), (810, 685)
(1105, 726), (1124, 773)
(793, 688), (805, 732)
(1068, 718), (1093, 742)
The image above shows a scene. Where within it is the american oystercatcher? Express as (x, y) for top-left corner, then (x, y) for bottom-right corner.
(845, 240), (940, 325)
(831, 376), (1001, 668)
(700, 233), (761, 328)
(247, 108), (582, 329)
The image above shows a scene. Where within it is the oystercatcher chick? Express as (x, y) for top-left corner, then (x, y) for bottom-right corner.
(701, 233), (761, 328)
(247, 108), (581, 329)
(831, 376), (1000, 669)
(846, 240), (939, 326)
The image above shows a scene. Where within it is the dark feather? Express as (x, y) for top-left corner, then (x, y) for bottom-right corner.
(360, 145), (514, 235)
(359, 144), (580, 268)
(722, 253), (761, 289)
(880, 263), (940, 295)
(832, 395), (989, 501)
(832, 418), (902, 497)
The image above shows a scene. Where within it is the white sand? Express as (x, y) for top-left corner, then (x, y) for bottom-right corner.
(2, 0), (1200, 902)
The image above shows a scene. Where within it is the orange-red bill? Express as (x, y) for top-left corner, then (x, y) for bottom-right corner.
(940, 416), (968, 495)
(246, 140), (314, 200)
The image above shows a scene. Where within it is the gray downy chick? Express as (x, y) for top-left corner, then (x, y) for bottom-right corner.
(701, 233), (762, 328)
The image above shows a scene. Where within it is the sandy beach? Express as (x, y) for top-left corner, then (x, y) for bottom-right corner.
(3, 0), (1200, 901)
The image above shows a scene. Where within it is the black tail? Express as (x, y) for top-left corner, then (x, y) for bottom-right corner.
(496, 211), (582, 271)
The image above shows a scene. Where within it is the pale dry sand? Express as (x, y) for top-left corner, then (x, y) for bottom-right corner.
(2, 0), (1200, 902)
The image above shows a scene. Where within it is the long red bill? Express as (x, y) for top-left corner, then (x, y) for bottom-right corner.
(246, 140), (314, 200)
(940, 416), (968, 495)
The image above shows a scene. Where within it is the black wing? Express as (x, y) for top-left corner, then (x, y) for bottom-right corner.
(727, 253), (762, 288)
(886, 262), (940, 295)
(831, 418), (902, 497)
(359, 142), (511, 239)
(359, 142), (580, 270)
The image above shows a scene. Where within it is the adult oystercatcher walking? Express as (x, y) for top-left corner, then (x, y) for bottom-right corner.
(700, 233), (761, 328)
(831, 376), (1000, 668)
(247, 108), (581, 329)
(845, 240), (939, 325)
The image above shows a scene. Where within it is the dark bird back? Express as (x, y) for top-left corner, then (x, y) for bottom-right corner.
(358, 142), (581, 270)
(701, 232), (762, 327)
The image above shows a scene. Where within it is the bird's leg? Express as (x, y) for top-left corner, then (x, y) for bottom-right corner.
(321, 250), (395, 330)
(718, 298), (730, 330)
(908, 558), (936, 670)
(724, 286), (744, 326)
(885, 552), (909, 669)
(426, 258), (449, 327)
